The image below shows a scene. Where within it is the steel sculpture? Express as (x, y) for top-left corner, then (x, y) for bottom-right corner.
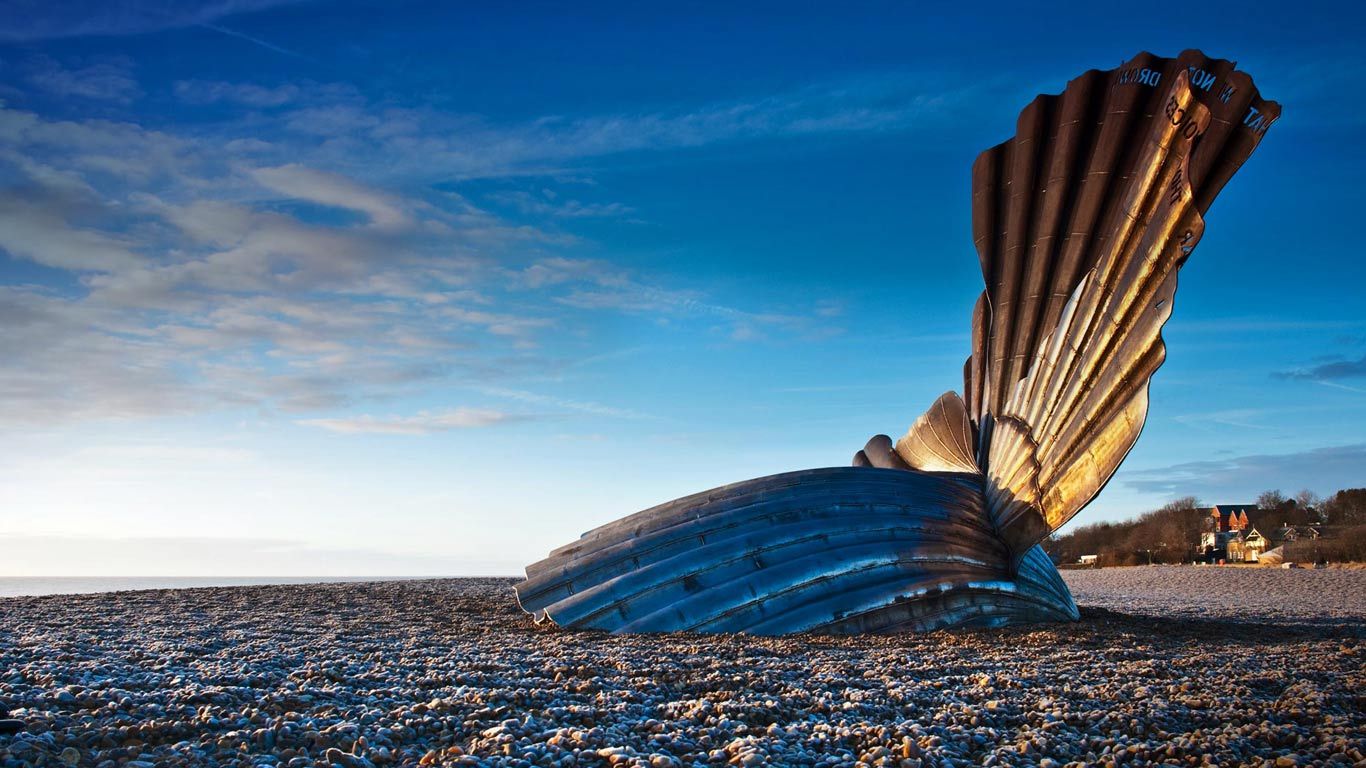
(515, 50), (1279, 634)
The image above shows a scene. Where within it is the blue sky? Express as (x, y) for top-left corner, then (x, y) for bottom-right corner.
(1, 0), (1364, 575)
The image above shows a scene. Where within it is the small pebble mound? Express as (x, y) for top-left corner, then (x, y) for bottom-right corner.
(0, 571), (1362, 767)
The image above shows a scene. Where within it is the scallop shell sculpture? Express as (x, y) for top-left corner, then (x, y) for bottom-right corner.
(515, 50), (1280, 634)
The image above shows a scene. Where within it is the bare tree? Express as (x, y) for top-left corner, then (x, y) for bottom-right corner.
(1294, 489), (1320, 511)
(1161, 496), (1202, 512)
(1257, 489), (1287, 510)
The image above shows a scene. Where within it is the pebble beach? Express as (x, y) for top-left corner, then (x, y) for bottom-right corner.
(0, 567), (1362, 768)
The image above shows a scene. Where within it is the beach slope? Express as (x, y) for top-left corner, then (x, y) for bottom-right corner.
(0, 568), (1362, 767)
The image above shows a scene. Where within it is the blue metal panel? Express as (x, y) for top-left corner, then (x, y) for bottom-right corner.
(515, 468), (1077, 634)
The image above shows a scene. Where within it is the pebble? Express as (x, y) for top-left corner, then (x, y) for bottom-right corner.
(0, 572), (1360, 768)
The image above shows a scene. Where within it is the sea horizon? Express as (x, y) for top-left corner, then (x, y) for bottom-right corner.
(0, 575), (499, 598)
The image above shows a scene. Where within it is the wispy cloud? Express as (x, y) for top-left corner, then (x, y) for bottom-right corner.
(197, 21), (310, 60)
(160, 70), (979, 181)
(173, 79), (312, 107)
(0, 0), (310, 42)
(489, 189), (636, 219)
(0, 190), (148, 272)
(251, 163), (413, 229)
(0, 100), (537, 426)
(298, 408), (528, 435)
(1172, 408), (1273, 431)
(478, 387), (649, 420)
(0, 94), (831, 429)
(1316, 381), (1366, 394)
(0, 57), (948, 429)
(23, 55), (141, 103)
(1274, 354), (1366, 381)
(509, 256), (837, 341)
(771, 383), (904, 394)
(1120, 443), (1366, 496)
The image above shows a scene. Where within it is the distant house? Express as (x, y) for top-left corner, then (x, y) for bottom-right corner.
(1195, 503), (1327, 563)
(1208, 504), (1257, 532)
(1199, 503), (1261, 562)
(1270, 524), (1320, 545)
(1222, 527), (1272, 562)
(1078, 554), (1098, 566)
(1243, 528), (1269, 561)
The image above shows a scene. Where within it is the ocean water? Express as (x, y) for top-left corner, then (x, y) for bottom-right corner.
(0, 576), (429, 598)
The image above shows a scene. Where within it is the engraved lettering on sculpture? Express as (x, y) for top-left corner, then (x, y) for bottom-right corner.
(1118, 67), (1163, 87)
(1164, 95), (1204, 140)
(1187, 67), (1216, 92)
(1243, 106), (1274, 134)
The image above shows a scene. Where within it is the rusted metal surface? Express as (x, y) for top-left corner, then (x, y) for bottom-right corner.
(515, 50), (1277, 633)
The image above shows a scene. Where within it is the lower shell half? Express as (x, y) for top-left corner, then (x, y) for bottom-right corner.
(514, 467), (1078, 634)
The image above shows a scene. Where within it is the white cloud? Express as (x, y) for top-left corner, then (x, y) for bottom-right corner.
(0, 70), (863, 430)
(251, 163), (413, 229)
(160, 70), (977, 181)
(0, 287), (206, 426)
(174, 79), (299, 107)
(0, 104), (543, 426)
(510, 256), (835, 341)
(478, 387), (648, 420)
(24, 55), (142, 103)
(0, 102), (199, 182)
(1172, 408), (1274, 431)
(299, 407), (524, 434)
(490, 189), (635, 219)
(0, 193), (147, 272)
(515, 256), (609, 289)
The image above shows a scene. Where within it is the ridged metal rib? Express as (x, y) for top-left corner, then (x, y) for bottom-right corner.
(515, 468), (1077, 634)
(968, 50), (1278, 423)
(895, 391), (979, 474)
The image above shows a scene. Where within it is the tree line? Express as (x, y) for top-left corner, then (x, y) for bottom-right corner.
(1043, 488), (1366, 566)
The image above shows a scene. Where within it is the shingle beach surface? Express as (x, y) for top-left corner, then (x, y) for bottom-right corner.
(0, 567), (1362, 767)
